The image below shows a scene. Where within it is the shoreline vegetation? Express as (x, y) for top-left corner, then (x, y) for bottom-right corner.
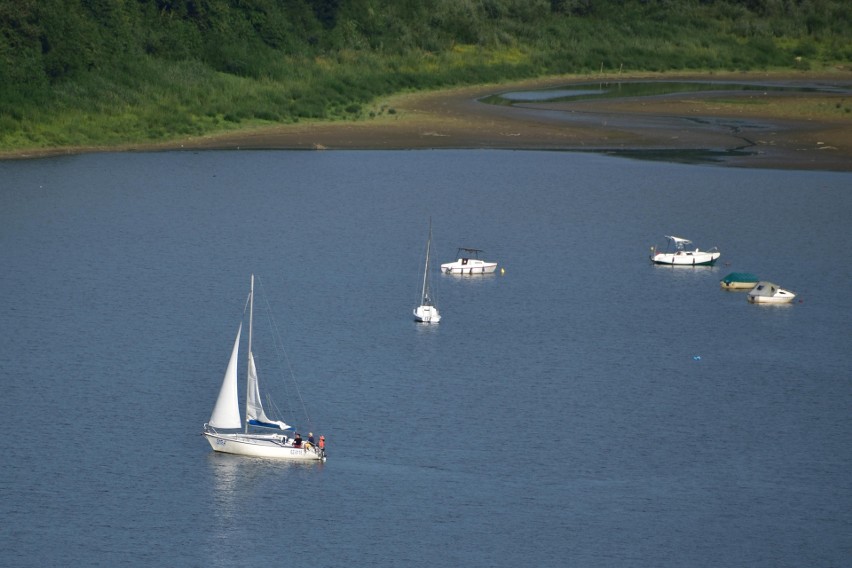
(5, 70), (851, 171)
(2, 1), (851, 169)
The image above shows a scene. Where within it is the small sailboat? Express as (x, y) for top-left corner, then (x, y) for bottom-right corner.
(414, 219), (441, 323)
(202, 275), (326, 461)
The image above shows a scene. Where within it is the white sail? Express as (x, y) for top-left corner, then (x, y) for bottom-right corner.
(208, 324), (243, 429)
(246, 352), (291, 430)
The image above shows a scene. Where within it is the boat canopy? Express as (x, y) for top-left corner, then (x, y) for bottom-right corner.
(749, 281), (779, 296)
(722, 272), (759, 283)
(665, 236), (692, 247)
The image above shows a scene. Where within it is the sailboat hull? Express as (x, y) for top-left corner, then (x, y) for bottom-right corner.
(204, 432), (325, 461)
(413, 305), (441, 323)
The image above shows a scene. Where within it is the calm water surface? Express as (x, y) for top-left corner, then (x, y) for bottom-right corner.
(1, 150), (850, 567)
(487, 80), (850, 104)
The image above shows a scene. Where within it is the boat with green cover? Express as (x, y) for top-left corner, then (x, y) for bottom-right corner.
(720, 272), (759, 290)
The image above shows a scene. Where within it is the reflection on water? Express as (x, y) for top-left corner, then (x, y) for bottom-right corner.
(205, 453), (326, 568)
(499, 88), (606, 101)
(599, 147), (754, 164)
(209, 454), (241, 520)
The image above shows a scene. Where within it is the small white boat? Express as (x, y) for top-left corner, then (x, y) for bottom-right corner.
(441, 247), (497, 275)
(650, 236), (720, 266)
(413, 219), (441, 323)
(747, 281), (796, 304)
(202, 275), (326, 461)
(720, 272), (759, 290)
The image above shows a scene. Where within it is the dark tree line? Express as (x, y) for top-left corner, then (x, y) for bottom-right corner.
(1, 0), (849, 101)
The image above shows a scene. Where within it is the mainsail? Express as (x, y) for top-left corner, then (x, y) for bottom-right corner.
(246, 352), (291, 430)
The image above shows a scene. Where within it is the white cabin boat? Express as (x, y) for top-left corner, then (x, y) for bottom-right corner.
(202, 275), (326, 461)
(650, 236), (720, 266)
(441, 248), (497, 275)
(747, 281), (797, 304)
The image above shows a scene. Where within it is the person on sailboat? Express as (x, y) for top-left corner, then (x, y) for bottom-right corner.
(308, 432), (315, 445)
(293, 432), (302, 447)
(319, 435), (325, 451)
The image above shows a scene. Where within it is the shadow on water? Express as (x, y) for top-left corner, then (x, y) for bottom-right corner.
(591, 147), (754, 165)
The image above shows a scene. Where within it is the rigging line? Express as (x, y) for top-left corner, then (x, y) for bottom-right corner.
(255, 275), (294, 414)
(415, 221), (439, 305)
(255, 274), (315, 431)
(241, 290), (251, 320)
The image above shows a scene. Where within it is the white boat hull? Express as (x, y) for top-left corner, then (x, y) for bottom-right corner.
(204, 432), (325, 460)
(747, 282), (796, 304)
(651, 251), (721, 266)
(747, 290), (796, 304)
(441, 260), (497, 275)
(721, 281), (758, 290)
(413, 305), (441, 323)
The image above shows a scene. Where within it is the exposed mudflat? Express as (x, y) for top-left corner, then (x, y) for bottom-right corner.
(6, 71), (852, 171)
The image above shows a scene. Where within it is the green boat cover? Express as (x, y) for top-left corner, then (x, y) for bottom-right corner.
(721, 272), (759, 283)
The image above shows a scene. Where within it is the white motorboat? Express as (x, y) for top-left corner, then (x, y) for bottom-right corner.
(441, 247), (497, 275)
(747, 281), (797, 304)
(413, 219), (441, 323)
(202, 275), (326, 461)
(650, 235), (720, 266)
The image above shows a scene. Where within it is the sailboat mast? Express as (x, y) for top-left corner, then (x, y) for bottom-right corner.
(246, 273), (254, 433)
(421, 220), (431, 302)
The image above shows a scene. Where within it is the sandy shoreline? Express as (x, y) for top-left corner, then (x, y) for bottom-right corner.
(5, 71), (852, 171)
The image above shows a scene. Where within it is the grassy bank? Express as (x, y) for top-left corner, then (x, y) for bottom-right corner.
(1, 0), (850, 153)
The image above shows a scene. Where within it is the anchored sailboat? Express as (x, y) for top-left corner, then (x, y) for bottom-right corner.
(413, 219), (441, 323)
(202, 275), (326, 461)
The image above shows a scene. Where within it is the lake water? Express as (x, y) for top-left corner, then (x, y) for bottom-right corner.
(485, 80), (846, 104)
(1, 150), (850, 567)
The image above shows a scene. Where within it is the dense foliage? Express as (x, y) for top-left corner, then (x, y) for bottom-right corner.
(1, 0), (850, 150)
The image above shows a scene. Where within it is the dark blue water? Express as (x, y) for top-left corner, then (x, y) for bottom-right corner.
(1, 150), (850, 567)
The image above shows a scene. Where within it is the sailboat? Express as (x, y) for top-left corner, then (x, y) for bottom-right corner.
(413, 219), (441, 323)
(202, 275), (326, 461)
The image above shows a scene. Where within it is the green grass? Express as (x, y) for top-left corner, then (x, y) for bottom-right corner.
(1, 0), (850, 152)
